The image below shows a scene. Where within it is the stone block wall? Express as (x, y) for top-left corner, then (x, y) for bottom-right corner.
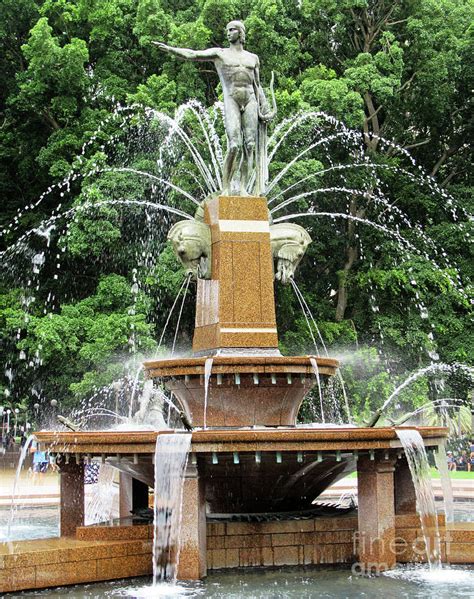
(2, 516), (473, 593)
(206, 514), (474, 571)
(206, 517), (358, 570)
(0, 526), (153, 593)
(445, 525), (474, 563)
(0, 539), (152, 593)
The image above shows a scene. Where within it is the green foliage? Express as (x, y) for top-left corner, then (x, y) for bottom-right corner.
(1, 275), (156, 407)
(299, 65), (365, 127)
(344, 34), (404, 103)
(134, 0), (172, 47)
(14, 18), (89, 123)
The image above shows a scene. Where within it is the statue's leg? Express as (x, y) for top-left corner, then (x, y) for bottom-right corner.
(241, 100), (258, 196)
(222, 99), (243, 195)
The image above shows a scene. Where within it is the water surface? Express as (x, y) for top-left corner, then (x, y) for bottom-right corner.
(15, 565), (474, 598)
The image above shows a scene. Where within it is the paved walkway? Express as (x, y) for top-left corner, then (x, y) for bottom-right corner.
(318, 476), (474, 501)
(0, 470), (60, 507)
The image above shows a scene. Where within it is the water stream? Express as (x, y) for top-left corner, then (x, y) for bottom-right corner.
(291, 279), (352, 423)
(434, 443), (455, 523)
(381, 364), (473, 413)
(6, 434), (36, 541)
(171, 274), (192, 356)
(290, 279), (320, 354)
(290, 279), (327, 354)
(129, 365), (144, 418)
(152, 433), (192, 583)
(395, 429), (442, 569)
(158, 274), (192, 351)
(84, 462), (116, 525)
(309, 358), (325, 423)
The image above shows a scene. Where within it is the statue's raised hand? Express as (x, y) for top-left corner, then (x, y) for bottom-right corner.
(152, 41), (170, 52)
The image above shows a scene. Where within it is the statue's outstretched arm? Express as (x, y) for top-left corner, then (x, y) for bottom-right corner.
(152, 42), (220, 62)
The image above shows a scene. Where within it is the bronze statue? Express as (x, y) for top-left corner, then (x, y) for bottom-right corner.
(153, 20), (276, 196)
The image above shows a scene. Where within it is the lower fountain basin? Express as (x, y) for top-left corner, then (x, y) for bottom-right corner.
(143, 355), (338, 427)
(35, 426), (447, 511)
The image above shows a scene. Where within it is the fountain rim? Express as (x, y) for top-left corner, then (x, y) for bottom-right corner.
(143, 355), (339, 378)
(33, 426), (448, 453)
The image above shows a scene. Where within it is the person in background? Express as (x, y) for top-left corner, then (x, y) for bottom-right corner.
(84, 461), (100, 484)
(468, 451), (474, 473)
(457, 450), (468, 471)
(447, 451), (457, 471)
(49, 452), (59, 473)
(5, 432), (15, 451)
(30, 439), (49, 479)
(20, 429), (27, 448)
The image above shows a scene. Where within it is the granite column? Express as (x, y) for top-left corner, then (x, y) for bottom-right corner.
(357, 454), (397, 572)
(59, 458), (85, 536)
(177, 460), (207, 580)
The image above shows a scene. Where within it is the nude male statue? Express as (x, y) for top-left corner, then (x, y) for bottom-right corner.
(153, 21), (275, 196)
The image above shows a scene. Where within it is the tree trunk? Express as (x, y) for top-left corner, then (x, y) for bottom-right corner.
(335, 197), (361, 322)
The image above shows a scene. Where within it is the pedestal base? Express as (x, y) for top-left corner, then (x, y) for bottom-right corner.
(193, 195), (278, 353)
(59, 459), (85, 537)
(177, 462), (207, 580)
(357, 455), (397, 572)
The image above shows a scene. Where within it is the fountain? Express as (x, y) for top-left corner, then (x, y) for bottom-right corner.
(1, 19), (471, 596)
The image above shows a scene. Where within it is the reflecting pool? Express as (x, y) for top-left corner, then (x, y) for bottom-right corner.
(14, 565), (474, 598)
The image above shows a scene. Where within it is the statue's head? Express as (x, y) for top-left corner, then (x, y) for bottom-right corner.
(226, 20), (246, 44)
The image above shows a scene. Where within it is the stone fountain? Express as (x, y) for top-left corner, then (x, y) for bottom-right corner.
(3, 21), (464, 595)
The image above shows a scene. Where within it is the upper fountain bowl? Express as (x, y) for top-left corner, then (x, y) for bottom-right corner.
(143, 355), (338, 428)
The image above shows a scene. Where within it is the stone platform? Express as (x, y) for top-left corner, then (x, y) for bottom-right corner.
(0, 523), (153, 593)
(27, 426), (451, 579)
(3, 425), (473, 593)
(2, 515), (473, 593)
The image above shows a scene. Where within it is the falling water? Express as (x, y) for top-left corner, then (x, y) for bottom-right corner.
(158, 274), (192, 351)
(3, 99), (469, 427)
(396, 429), (441, 569)
(160, 104), (219, 194)
(129, 366), (144, 418)
(290, 279), (326, 354)
(153, 433), (192, 583)
(109, 167), (200, 206)
(309, 358), (325, 423)
(6, 434), (36, 540)
(171, 274), (192, 355)
(336, 370), (352, 424)
(290, 279), (319, 353)
(175, 100), (224, 189)
(291, 279), (352, 423)
(160, 391), (181, 415)
(1, 198), (193, 265)
(203, 358), (214, 430)
(434, 443), (454, 523)
(84, 463), (117, 525)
